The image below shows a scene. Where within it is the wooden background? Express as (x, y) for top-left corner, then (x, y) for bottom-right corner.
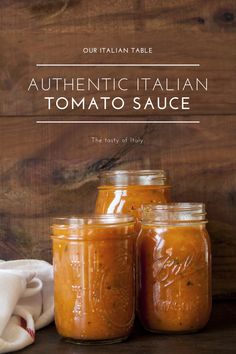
(0, 0), (236, 298)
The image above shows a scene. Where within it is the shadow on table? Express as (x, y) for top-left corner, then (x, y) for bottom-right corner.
(32, 301), (236, 354)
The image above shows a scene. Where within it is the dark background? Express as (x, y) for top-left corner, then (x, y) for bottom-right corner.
(0, 0), (235, 298)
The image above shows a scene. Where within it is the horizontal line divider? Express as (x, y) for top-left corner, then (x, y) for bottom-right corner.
(36, 63), (200, 67)
(0, 114), (234, 118)
(36, 120), (200, 124)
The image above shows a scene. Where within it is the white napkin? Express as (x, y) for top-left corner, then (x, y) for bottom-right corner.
(0, 259), (54, 353)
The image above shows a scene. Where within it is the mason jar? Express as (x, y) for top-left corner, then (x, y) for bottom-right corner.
(51, 214), (136, 344)
(137, 203), (212, 333)
(95, 170), (171, 231)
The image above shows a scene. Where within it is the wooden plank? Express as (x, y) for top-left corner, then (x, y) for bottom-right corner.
(0, 115), (235, 296)
(0, 31), (235, 116)
(0, 0), (235, 299)
(0, 0), (235, 33)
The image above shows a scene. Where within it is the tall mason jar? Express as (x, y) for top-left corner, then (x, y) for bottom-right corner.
(137, 203), (212, 333)
(95, 170), (171, 231)
(51, 215), (136, 344)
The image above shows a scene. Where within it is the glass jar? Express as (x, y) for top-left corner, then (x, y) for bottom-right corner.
(51, 214), (136, 344)
(137, 203), (211, 333)
(95, 170), (171, 231)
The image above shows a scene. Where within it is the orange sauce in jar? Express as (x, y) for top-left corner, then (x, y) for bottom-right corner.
(95, 170), (171, 231)
(137, 203), (211, 333)
(51, 215), (136, 344)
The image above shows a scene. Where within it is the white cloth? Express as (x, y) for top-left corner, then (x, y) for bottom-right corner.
(0, 260), (54, 353)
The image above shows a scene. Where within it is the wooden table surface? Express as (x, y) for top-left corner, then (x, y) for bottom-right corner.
(22, 301), (236, 354)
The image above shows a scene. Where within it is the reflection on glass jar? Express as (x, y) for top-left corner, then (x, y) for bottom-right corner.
(51, 215), (136, 344)
(137, 203), (212, 333)
(95, 170), (171, 231)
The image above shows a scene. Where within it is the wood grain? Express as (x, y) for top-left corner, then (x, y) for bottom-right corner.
(23, 302), (236, 353)
(0, 31), (235, 116)
(0, 115), (235, 296)
(0, 0), (235, 33)
(0, 0), (235, 297)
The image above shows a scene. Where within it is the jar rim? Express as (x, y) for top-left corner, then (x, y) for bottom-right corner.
(52, 214), (135, 228)
(98, 169), (167, 177)
(142, 203), (207, 225)
(98, 169), (168, 186)
(143, 202), (205, 211)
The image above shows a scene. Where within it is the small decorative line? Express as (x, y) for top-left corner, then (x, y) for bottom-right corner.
(20, 317), (35, 339)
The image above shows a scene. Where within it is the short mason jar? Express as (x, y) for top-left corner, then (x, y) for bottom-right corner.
(51, 214), (136, 344)
(95, 170), (171, 231)
(137, 203), (212, 333)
